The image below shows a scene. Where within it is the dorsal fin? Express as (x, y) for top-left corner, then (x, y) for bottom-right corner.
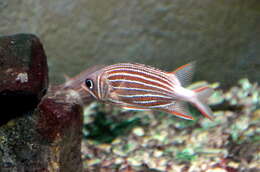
(168, 62), (195, 87)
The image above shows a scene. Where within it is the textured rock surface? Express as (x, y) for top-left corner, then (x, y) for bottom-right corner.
(0, 34), (85, 172)
(0, 0), (259, 87)
(0, 89), (84, 172)
(36, 88), (84, 172)
(0, 34), (48, 125)
(0, 34), (48, 94)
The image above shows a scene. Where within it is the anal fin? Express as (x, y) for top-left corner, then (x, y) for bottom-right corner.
(162, 101), (194, 120)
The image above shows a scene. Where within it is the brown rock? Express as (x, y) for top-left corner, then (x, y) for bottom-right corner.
(0, 34), (92, 172)
(0, 33), (48, 125)
(0, 88), (84, 172)
(0, 33), (48, 98)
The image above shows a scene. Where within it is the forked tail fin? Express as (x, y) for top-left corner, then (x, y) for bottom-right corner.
(192, 86), (214, 120)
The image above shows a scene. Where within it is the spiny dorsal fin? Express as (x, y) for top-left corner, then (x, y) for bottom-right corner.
(169, 62), (196, 87)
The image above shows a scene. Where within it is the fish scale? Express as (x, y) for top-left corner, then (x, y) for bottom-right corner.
(80, 62), (214, 120)
(106, 67), (176, 108)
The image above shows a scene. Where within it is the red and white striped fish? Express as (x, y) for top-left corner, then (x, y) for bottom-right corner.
(81, 62), (214, 120)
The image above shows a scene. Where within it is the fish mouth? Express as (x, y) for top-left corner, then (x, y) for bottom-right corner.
(80, 83), (98, 99)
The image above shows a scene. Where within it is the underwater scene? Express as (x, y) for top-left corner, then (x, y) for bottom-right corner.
(0, 0), (259, 172)
(81, 79), (259, 171)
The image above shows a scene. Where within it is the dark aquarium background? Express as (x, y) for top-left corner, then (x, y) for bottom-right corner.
(0, 0), (259, 171)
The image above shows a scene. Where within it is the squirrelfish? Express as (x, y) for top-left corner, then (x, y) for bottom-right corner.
(80, 62), (214, 120)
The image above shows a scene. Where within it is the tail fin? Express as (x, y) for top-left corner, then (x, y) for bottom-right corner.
(192, 86), (214, 120)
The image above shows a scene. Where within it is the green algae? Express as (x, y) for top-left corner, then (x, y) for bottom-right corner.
(175, 148), (197, 162)
(83, 110), (142, 143)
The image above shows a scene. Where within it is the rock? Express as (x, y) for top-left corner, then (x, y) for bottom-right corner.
(0, 34), (48, 125)
(37, 89), (83, 141)
(0, 92), (83, 172)
(0, 33), (48, 98)
(132, 127), (145, 137)
(0, 34), (91, 172)
(205, 167), (227, 172)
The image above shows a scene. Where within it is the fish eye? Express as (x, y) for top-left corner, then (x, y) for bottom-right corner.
(85, 79), (94, 89)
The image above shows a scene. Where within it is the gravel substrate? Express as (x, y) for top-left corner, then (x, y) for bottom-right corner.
(82, 79), (260, 172)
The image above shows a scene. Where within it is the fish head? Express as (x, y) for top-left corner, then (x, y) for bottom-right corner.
(80, 69), (108, 100)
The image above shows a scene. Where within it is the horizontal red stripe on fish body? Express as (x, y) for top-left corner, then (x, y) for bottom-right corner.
(108, 75), (171, 90)
(80, 62), (214, 121)
(108, 97), (173, 108)
(117, 94), (172, 102)
(103, 63), (178, 84)
(98, 63), (180, 109)
(131, 100), (172, 108)
(110, 87), (171, 96)
(106, 68), (173, 86)
(108, 79), (173, 94)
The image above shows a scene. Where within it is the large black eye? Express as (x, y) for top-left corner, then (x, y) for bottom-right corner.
(85, 79), (94, 89)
